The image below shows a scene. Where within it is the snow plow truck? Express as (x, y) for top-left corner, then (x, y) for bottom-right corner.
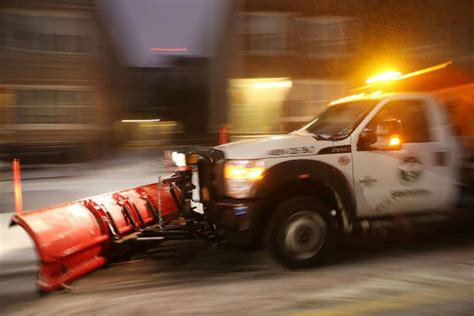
(10, 61), (473, 291)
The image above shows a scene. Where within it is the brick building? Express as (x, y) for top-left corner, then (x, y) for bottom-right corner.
(0, 0), (115, 161)
(229, 0), (473, 133)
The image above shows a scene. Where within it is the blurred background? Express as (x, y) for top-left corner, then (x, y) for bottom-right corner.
(0, 0), (473, 164)
(0, 2), (473, 314)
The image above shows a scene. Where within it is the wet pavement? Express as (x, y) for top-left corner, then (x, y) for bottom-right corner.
(0, 148), (473, 315)
(1, 222), (473, 315)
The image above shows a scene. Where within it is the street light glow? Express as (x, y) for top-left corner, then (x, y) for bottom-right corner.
(121, 119), (161, 123)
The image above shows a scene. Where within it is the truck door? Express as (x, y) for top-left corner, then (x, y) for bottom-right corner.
(352, 97), (449, 217)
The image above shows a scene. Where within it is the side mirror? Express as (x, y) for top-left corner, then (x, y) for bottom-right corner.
(357, 128), (376, 151)
(358, 119), (403, 151)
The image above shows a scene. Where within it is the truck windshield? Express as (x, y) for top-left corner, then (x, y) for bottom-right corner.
(302, 100), (378, 140)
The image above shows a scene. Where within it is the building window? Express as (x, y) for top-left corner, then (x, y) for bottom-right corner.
(241, 12), (292, 55)
(293, 16), (354, 57)
(0, 14), (5, 47)
(15, 89), (97, 124)
(284, 80), (348, 131)
(1, 10), (96, 54)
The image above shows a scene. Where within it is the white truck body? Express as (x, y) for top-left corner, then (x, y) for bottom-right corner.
(190, 65), (473, 267)
(217, 93), (464, 218)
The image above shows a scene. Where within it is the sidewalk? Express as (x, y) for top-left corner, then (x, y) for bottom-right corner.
(0, 145), (199, 182)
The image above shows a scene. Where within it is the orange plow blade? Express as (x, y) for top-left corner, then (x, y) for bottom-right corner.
(11, 183), (179, 292)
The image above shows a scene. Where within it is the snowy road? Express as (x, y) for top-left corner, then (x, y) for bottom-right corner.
(1, 148), (473, 315)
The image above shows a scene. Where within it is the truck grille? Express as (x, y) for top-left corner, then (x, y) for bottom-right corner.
(196, 149), (225, 200)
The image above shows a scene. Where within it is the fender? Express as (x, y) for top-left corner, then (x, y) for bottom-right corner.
(252, 159), (357, 232)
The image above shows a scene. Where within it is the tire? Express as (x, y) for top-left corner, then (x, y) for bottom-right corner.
(268, 196), (333, 268)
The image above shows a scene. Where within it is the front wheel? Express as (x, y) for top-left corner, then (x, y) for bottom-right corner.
(268, 197), (333, 268)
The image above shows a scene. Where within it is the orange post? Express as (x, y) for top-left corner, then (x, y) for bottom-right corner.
(219, 126), (228, 145)
(13, 159), (23, 215)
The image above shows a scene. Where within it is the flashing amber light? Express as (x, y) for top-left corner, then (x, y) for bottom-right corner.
(352, 61), (453, 93)
(389, 135), (401, 147)
(366, 71), (402, 84)
(330, 90), (384, 105)
(330, 93), (365, 105)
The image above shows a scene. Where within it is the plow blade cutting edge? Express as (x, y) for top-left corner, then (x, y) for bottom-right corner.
(10, 182), (179, 292)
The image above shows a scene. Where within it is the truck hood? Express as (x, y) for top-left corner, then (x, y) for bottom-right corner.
(216, 133), (337, 159)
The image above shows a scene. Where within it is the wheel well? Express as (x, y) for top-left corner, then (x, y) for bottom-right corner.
(254, 179), (339, 247)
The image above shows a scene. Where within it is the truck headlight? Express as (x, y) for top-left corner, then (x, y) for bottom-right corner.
(224, 160), (265, 199)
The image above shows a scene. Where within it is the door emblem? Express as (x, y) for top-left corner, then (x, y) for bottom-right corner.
(398, 157), (423, 186)
(338, 156), (351, 166)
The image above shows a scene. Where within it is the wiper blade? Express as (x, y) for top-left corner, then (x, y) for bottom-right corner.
(313, 134), (333, 140)
(329, 134), (348, 141)
(314, 133), (347, 141)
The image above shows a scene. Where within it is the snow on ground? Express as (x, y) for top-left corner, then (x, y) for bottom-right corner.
(0, 147), (176, 276)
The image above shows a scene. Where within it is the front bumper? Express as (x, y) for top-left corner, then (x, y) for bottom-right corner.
(193, 149), (262, 246)
(204, 199), (260, 247)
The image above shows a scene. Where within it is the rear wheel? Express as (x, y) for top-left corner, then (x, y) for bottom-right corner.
(268, 197), (333, 268)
